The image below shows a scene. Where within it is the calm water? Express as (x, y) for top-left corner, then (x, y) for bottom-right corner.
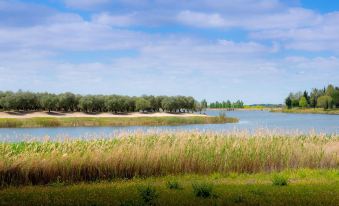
(0, 110), (338, 141)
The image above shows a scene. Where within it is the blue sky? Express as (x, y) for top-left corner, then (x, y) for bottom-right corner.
(0, 0), (338, 104)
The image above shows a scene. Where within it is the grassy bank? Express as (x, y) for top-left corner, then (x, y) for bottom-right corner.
(271, 108), (339, 115)
(0, 116), (237, 128)
(1, 169), (339, 206)
(1, 132), (338, 187)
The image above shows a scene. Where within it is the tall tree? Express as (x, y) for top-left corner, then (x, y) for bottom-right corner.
(303, 90), (310, 105)
(299, 96), (308, 108)
(135, 98), (151, 112)
(41, 94), (58, 113)
(317, 95), (333, 110)
(285, 96), (292, 109)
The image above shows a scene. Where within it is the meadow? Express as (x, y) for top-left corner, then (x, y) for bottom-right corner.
(1, 169), (339, 206)
(0, 115), (237, 128)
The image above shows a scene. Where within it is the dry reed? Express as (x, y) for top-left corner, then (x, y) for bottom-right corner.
(0, 131), (338, 186)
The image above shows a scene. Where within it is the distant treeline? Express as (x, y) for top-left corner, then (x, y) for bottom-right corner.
(285, 84), (339, 109)
(209, 100), (244, 109)
(249, 104), (283, 108)
(0, 91), (208, 113)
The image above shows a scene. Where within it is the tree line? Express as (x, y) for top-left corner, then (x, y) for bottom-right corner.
(0, 90), (208, 113)
(209, 100), (244, 109)
(285, 84), (339, 110)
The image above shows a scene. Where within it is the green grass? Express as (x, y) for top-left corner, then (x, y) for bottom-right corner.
(271, 108), (339, 115)
(1, 170), (339, 206)
(0, 116), (238, 128)
(166, 180), (182, 190)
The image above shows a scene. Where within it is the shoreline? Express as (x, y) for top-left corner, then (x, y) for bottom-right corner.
(270, 108), (339, 115)
(207, 108), (273, 111)
(0, 111), (206, 119)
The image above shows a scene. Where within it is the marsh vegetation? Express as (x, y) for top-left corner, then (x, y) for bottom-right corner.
(0, 115), (237, 128)
(1, 131), (338, 187)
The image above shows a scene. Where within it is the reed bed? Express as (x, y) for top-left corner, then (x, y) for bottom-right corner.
(0, 116), (237, 128)
(0, 131), (338, 186)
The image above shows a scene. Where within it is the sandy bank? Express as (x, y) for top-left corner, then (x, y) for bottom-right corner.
(0, 111), (206, 119)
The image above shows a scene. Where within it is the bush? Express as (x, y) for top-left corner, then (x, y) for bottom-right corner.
(137, 185), (159, 205)
(272, 175), (289, 186)
(192, 183), (214, 198)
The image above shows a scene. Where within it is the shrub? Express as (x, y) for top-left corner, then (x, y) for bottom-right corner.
(137, 185), (159, 205)
(192, 183), (214, 198)
(272, 175), (289, 186)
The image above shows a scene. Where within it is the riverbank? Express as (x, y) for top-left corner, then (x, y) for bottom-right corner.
(1, 169), (338, 206)
(0, 111), (206, 118)
(0, 115), (237, 128)
(271, 108), (339, 115)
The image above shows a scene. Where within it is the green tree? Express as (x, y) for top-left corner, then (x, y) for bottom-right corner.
(135, 98), (151, 112)
(333, 88), (339, 108)
(195, 101), (203, 113)
(58, 92), (77, 112)
(226, 100), (231, 108)
(326, 84), (335, 97)
(303, 91), (310, 105)
(317, 95), (333, 110)
(285, 97), (292, 109)
(78, 96), (95, 113)
(299, 96), (308, 108)
(201, 99), (208, 111)
(41, 94), (58, 113)
(105, 95), (120, 113)
(0, 90), (200, 114)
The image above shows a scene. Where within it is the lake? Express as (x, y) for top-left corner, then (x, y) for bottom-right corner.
(0, 110), (338, 142)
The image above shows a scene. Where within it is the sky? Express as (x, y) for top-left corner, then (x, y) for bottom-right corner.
(0, 0), (339, 104)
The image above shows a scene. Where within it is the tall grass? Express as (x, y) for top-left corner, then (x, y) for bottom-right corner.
(0, 116), (238, 128)
(0, 131), (338, 186)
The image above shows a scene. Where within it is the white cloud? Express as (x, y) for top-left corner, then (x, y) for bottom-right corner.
(177, 10), (231, 28)
(177, 8), (321, 30)
(0, 18), (148, 51)
(64, 0), (110, 9)
(92, 12), (138, 27)
(250, 12), (339, 51)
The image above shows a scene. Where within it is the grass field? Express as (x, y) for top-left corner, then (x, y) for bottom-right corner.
(0, 115), (237, 128)
(1, 170), (339, 206)
(271, 108), (339, 115)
